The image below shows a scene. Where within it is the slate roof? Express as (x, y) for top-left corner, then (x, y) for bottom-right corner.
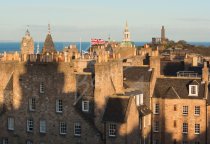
(138, 104), (152, 117)
(160, 61), (185, 76)
(102, 97), (131, 123)
(123, 66), (152, 83)
(153, 78), (205, 99)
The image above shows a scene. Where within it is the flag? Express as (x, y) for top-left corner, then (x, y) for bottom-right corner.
(91, 38), (105, 45)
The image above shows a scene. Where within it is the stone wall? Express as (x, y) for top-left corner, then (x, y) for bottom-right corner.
(94, 60), (124, 132)
(0, 62), (101, 144)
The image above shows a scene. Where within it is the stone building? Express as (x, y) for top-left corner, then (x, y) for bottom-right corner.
(20, 27), (34, 55)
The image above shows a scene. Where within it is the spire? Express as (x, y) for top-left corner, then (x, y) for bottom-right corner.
(25, 25), (30, 37)
(125, 20), (129, 32)
(48, 23), (51, 34)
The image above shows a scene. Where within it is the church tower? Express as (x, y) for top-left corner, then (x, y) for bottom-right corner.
(20, 26), (34, 55)
(42, 24), (57, 54)
(123, 21), (131, 42)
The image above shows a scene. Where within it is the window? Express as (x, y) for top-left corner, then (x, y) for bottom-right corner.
(29, 98), (36, 111)
(189, 85), (198, 96)
(74, 123), (81, 136)
(109, 123), (116, 137)
(154, 104), (159, 114)
(27, 119), (33, 132)
(56, 99), (63, 113)
(183, 106), (188, 115)
(26, 140), (33, 144)
(40, 120), (46, 133)
(8, 117), (14, 130)
(195, 124), (200, 134)
(153, 121), (159, 132)
(135, 94), (143, 106)
(82, 101), (89, 112)
(139, 118), (142, 130)
(182, 123), (188, 134)
(60, 122), (67, 135)
(174, 120), (176, 128)
(174, 105), (177, 111)
(40, 82), (44, 93)
(2, 138), (8, 144)
(195, 106), (200, 116)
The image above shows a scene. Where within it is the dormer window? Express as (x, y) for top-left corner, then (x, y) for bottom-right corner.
(189, 85), (198, 96)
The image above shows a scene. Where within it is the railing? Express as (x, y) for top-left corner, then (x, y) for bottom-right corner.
(177, 71), (198, 78)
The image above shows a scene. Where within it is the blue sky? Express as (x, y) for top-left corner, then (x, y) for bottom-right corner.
(0, 0), (210, 42)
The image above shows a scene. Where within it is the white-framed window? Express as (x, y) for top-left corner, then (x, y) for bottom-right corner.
(109, 123), (117, 137)
(135, 94), (143, 106)
(189, 85), (198, 96)
(40, 82), (44, 93)
(195, 124), (200, 134)
(2, 138), (8, 144)
(8, 117), (14, 130)
(195, 106), (200, 116)
(154, 104), (159, 114)
(82, 101), (89, 112)
(60, 122), (67, 135)
(74, 123), (81, 136)
(183, 106), (188, 115)
(153, 121), (159, 132)
(56, 99), (63, 113)
(40, 120), (46, 133)
(27, 119), (33, 132)
(29, 98), (36, 111)
(182, 123), (188, 134)
(26, 140), (33, 144)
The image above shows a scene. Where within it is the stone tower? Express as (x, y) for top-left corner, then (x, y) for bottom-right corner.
(123, 21), (131, 42)
(20, 26), (34, 55)
(161, 26), (166, 42)
(42, 24), (57, 54)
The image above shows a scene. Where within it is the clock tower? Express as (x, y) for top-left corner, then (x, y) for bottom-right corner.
(20, 26), (34, 55)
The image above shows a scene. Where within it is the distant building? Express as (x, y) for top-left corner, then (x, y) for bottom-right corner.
(152, 26), (168, 45)
(120, 21), (134, 48)
(20, 26), (34, 55)
(42, 24), (57, 54)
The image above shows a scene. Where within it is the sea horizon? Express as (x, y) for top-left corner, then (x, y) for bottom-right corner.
(0, 41), (210, 53)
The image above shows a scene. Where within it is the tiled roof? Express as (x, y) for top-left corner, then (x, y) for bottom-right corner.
(153, 78), (205, 99)
(102, 97), (131, 123)
(123, 66), (152, 83)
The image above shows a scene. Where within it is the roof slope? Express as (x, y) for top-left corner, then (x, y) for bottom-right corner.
(123, 66), (152, 83)
(153, 78), (205, 99)
(102, 97), (130, 123)
(42, 34), (56, 54)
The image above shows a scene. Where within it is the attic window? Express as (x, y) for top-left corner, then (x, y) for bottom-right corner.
(189, 85), (198, 96)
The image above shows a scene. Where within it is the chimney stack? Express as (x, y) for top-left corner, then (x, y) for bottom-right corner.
(202, 62), (209, 82)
